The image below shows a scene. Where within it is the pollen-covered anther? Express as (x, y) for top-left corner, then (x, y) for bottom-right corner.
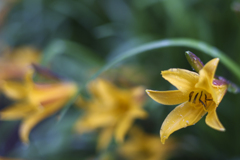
(188, 90), (213, 111)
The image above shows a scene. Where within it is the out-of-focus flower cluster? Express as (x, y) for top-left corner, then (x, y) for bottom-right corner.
(75, 79), (148, 150)
(0, 46), (77, 143)
(0, 46), (178, 160)
(118, 127), (176, 160)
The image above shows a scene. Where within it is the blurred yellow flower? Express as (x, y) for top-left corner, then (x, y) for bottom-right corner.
(146, 58), (227, 144)
(0, 46), (40, 80)
(75, 79), (147, 150)
(0, 70), (77, 144)
(118, 127), (176, 160)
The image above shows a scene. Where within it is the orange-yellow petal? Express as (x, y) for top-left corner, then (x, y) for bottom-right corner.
(0, 47), (40, 81)
(0, 103), (36, 120)
(20, 98), (68, 144)
(29, 82), (77, 106)
(97, 127), (114, 150)
(75, 112), (115, 133)
(146, 89), (188, 105)
(160, 102), (207, 144)
(115, 116), (133, 143)
(117, 137), (139, 159)
(131, 86), (145, 104)
(10, 46), (41, 66)
(212, 84), (227, 105)
(205, 102), (225, 131)
(161, 69), (199, 94)
(1, 81), (27, 100)
(114, 106), (147, 143)
(195, 58), (219, 103)
(88, 79), (120, 108)
(128, 105), (148, 119)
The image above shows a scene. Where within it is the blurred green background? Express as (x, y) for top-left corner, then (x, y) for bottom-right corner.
(1, 0), (240, 159)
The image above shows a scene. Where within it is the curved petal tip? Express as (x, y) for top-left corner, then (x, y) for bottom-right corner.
(206, 118), (225, 132)
(205, 108), (225, 132)
(160, 134), (168, 144)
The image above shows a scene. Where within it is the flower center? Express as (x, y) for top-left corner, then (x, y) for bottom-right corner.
(188, 90), (213, 110)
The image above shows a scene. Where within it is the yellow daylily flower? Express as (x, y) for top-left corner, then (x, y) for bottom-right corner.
(0, 46), (40, 80)
(118, 127), (176, 160)
(146, 58), (227, 144)
(0, 70), (77, 143)
(75, 79), (147, 150)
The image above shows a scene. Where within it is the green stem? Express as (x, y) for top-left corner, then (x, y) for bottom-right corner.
(89, 38), (240, 82)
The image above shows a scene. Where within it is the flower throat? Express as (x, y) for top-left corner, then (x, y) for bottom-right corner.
(188, 90), (213, 110)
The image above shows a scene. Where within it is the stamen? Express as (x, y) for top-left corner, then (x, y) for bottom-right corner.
(204, 94), (207, 104)
(193, 93), (199, 103)
(199, 99), (207, 110)
(188, 91), (194, 102)
(199, 91), (203, 101)
(198, 91), (207, 109)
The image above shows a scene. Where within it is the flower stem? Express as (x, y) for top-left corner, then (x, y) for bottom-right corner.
(89, 38), (240, 82)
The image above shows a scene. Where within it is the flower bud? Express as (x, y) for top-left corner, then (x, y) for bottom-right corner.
(185, 51), (204, 73)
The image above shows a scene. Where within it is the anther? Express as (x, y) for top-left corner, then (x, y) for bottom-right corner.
(199, 91), (203, 101)
(204, 94), (207, 104)
(188, 91), (194, 102)
(193, 93), (199, 103)
(199, 99), (207, 109)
